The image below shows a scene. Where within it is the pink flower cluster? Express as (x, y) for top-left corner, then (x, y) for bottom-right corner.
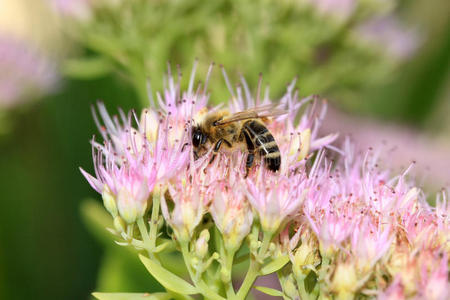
(286, 140), (449, 299)
(0, 36), (58, 109)
(81, 65), (448, 298)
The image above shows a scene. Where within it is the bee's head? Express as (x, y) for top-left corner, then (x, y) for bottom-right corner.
(192, 126), (207, 148)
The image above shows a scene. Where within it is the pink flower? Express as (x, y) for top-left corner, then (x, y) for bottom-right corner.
(0, 36), (58, 108)
(81, 65), (449, 298)
(378, 277), (405, 300)
(307, 0), (357, 21)
(422, 252), (449, 300)
(247, 171), (309, 233)
(49, 0), (92, 20)
(80, 63), (209, 223)
(356, 16), (419, 60)
(210, 179), (253, 251)
(160, 165), (211, 242)
(351, 220), (393, 274)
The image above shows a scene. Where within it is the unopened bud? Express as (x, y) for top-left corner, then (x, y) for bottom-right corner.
(331, 263), (357, 299)
(102, 185), (118, 217)
(195, 229), (210, 258)
(319, 241), (337, 259)
(117, 187), (138, 224)
(292, 236), (320, 276)
(250, 240), (259, 254)
(283, 275), (299, 299)
(157, 215), (164, 230)
(269, 242), (276, 253)
(220, 267), (231, 283)
(113, 216), (126, 233)
(191, 257), (199, 268)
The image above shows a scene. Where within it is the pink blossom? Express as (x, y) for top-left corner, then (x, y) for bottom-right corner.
(307, 0), (357, 21)
(49, 0), (92, 20)
(421, 252), (449, 300)
(160, 164), (212, 242)
(356, 16), (419, 60)
(378, 277), (405, 300)
(247, 171), (309, 233)
(81, 65), (449, 298)
(210, 179), (253, 251)
(0, 36), (58, 108)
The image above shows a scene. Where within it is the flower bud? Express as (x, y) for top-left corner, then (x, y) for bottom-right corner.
(319, 241), (337, 260)
(292, 235), (320, 277)
(220, 266), (231, 283)
(195, 229), (210, 259)
(250, 240), (260, 254)
(117, 182), (149, 224)
(191, 257), (199, 269)
(330, 262), (357, 300)
(283, 275), (299, 299)
(102, 185), (118, 217)
(113, 216), (126, 233)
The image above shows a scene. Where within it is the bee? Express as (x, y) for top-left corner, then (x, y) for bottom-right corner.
(191, 104), (286, 176)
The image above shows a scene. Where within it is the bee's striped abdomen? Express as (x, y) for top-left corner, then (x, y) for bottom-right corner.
(244, 120), (281, 172)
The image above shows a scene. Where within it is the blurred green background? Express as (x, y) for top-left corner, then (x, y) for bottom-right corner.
(0, 0), (448, 299)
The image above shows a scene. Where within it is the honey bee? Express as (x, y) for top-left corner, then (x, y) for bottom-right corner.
(191, 104), (286, 176)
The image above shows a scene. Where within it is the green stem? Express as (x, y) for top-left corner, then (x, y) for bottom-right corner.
(149, 193), (161, 249)
(235, 231), (274, 299)
(137, 217), (154, 259)
(258, 232), (273, 261)
(317, 256), (330, 298)
(224, 249), (237, 299)
(235, 259), (259, 300)
(180, 243), (225, 300)
(295, 274), (312, 300)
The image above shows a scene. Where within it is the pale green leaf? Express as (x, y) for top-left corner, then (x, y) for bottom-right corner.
(260, 256), (290, 275)
(254, 286), (284, 297)
(80, 199), (114, 245)
(139, 254), (197, 295)
(92, 292), (170, 300)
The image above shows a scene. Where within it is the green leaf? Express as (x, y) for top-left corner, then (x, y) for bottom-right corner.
(63, 57), (113, 79)
(80, 199), (114, 245)
(254, 286), (284, 297)
(260, 255), (290, 275)
(139, 254), (197, 295)
(92, 292), (170, 300)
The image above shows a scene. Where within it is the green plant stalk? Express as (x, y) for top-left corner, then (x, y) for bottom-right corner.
(317, 256), (331, 298)
(180, 242), (225, 300)
(149, 192), (161, 249)
(295, 273), (313, 300)
(223, 248), (237, 299)
(235, 258), (259, 300)
(137, 217), (153, 258)
(235, 231), (274, 299)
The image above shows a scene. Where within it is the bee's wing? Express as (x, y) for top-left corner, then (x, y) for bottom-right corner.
(215, 104), (287, 125)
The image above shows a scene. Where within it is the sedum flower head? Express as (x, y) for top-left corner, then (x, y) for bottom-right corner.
(210, 180), (253, 252)
(81, 64), (448, 299)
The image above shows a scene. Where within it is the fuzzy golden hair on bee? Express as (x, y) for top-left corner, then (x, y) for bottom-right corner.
(191, 104), (287, 176)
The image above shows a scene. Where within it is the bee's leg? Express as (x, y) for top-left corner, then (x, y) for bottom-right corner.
(243, 129), (255, 177)
(245, 151), (255, 178)
(209, 139), (224, 164)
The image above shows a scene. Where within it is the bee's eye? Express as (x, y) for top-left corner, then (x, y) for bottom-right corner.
(192, 131), (202, 147)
